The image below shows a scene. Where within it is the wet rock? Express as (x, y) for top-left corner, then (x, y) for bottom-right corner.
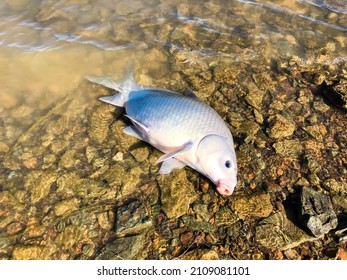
(25, 171), (58, 204)
(12, 245), (46, 260)
(130, 146), (150, 162)
(231, 193), (273, 220)
(284, 249), (301, 260)
(323, 178), (347, 195)
(56, 172), (106, 200)
(55, 225), (84, 251)
(6, 222), (25, 235)
(115, 200), (152, 237)
(97, 211), (114, 230)
(180, 215), (215, 233)
(300, 187), (338, 237)
(214, 206), (238, 227)
(303, 125), (327, 141)
(88, 104), (115, 144)
(192, 203), (211, 222)
(245, 85), (264, 110)
(159, 170), (198, 219)
(201, 250), (220, 260)
(101, 231), (150, 260)
(59, 149), (77, 168)
(50, 139), (69, 154)
(268, 114), (296, 139)
(332, 195), (347, 211)
(273, 139), (303, 157)
(0, 142), (9, 153)
(255, 211), (316, 250)
(54, 198), (80, 217)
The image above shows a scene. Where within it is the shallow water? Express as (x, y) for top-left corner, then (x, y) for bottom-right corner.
(0, 0), (346, 105)
(0, 0), (347, 260)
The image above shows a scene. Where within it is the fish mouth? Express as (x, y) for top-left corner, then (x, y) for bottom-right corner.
(217, 178), (236, 196)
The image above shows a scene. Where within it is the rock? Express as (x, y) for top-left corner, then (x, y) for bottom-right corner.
(323, 179), (347, 195)
(268, 114), (296, 139)
(231, 193), (273, 220)
(130, 146), (150, 162)
(284, 249), (301, 260)
(180, 215), (215, 232)
(336, 248), (347, 260)
(192, 203), (211, 222)
(12, 245), (46, 260)
(100, 232), (149, 260)
(115, 200), (152, 237)
(97, 211), (114, 230)
(159, 170), (198, 219)
(59, 149), (77, 168)
(54, 198), (80, 216)
(245, 83), (265, 110)
(55, 225), (84, 251)
(303, 125), (327, 141)
(255, 211), (316, 250)
(332, 195), (347, 210)
(25, 171), (58, 204)
(214, 206), (238, 227)
(200, 250), (220, 260)
(300, 187), (338, 237)
(0, 142), (9, 153)
(88, 104), (115, 144)
(273, 139), (303, 157)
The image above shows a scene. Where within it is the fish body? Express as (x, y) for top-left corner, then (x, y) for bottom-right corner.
(87, 68), (237, 195)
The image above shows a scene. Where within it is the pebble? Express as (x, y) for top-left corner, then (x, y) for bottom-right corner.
(268, 114), (296, 139)
(232, 193), (273, 220)
(300, 187), (338, 237)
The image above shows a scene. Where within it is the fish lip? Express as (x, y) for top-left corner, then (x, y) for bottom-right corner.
(217, 179), (236, 196)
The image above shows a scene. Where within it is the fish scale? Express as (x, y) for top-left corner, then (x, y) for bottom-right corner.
(126, 89), (231, 148)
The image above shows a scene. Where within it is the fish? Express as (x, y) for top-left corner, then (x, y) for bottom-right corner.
(86, 66), (237, 196)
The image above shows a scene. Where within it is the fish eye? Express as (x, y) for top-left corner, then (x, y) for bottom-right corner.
(225, 160), (231, 168)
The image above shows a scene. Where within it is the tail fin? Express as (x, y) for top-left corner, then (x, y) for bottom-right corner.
(86, 62), (142, 107)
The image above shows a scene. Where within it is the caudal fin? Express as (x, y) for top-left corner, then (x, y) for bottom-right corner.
(86, 62), (142, 107)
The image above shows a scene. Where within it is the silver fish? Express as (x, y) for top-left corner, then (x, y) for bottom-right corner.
(87, 67), (237, 195)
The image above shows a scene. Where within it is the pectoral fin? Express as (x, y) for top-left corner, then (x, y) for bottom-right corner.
(156, 141), (193, 163)
(124, 115), (149, 135)
(159, 158), (186, 174)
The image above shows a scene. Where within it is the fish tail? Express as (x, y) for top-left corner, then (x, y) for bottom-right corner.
(86, 62), (141, 107)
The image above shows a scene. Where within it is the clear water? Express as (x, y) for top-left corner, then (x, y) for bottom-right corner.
(0, 0), (346, 111)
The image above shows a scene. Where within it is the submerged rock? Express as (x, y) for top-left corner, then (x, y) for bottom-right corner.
(300, 187), (338, 237)
(100, 231), (150, 260)
(159, 170), (198, 219)
(115, 200), (152, 237)
(255, 211), (316, 250)
(268, 114), (296, 139)
(232, 193), (273, 220)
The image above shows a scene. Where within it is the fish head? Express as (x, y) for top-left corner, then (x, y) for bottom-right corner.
(196, 134), (237, 196)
